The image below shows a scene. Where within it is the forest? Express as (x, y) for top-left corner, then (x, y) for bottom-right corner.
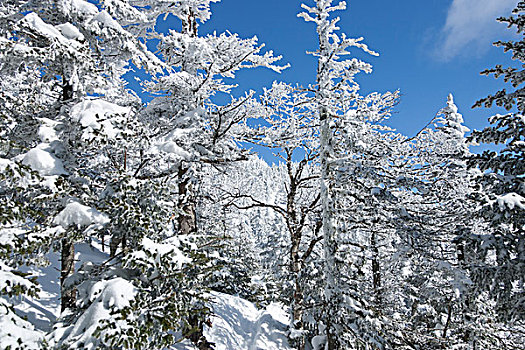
(0, 0), (524, 349)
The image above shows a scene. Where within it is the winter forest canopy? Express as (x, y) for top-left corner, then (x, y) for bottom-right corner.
(0, 0), (524, 349)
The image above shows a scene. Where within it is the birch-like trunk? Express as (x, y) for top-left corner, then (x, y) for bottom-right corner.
(319, 107), (338, 350)
(288, 164), (305, 350)
(315, 2), (338, 343)
(177, 166), (197, 235)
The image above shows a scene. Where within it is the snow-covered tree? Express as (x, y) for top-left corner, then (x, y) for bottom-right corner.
(383, 94), (481, 348)
(0, 0), (162, 315)
(3, 0), (288, 346)
(5, 1), (524, 349)
(0, 158), (50, 349)
(198, 157), (284, 305)
(1, 2), (196, 348)
(238, 82), (324, 349)
(95, 2), (288, 347)
(132, 0), (287, 238)
(464, 1), (525, 346)
(298, 1), (401, 348)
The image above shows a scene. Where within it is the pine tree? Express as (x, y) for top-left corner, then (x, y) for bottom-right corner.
(0, 0), (160, 314)
(113, 1), (288, 347)
(387, 94), (479, 348)
(464, 1), (525, 346)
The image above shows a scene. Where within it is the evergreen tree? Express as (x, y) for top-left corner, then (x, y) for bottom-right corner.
(1, 0), (159, 314)
(387, 94), (479, 348)
(464, 1), (525, 347)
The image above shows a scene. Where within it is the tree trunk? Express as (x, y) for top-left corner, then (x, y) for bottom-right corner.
(319, 108), (338, 350)
(110, 234), (119, 258)
(287, 159), (303, 337)
(292, 275), (305, 350)
(314, 0), (339, 343)
(291, 231), (306, 350)
(60, 237), (76, 311)
(109, 232), (127, 258)
(185, 312), (214, 350)
(371, 231), (382, 305)
(442, 301), (453, 338)
(62, 81), (74, 101)
(291, 239), (303, 323)
(177, 166), (203, 348)
(60, 80), (75, 312)
(177, 166), (197, 235)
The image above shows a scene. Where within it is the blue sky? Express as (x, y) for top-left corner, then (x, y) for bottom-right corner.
(195, 0), (518, 139)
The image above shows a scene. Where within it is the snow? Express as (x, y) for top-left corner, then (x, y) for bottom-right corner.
(15, 259), (61, 332)
(22, 146), (68, 176)
(53, 202), (109, 228)
(37, 118), (60, 143)
(134, 237), (192, 269)
(65, 0), (99, 18)
(158, 141), (192, 159)
(496, 193), (525, 211)
(311, 335), (327, 350)
(13, 241), (109, 335)
(149, 128), (194, 159)
(88, 278), (135, 309)
(18, 13), (83, 48)
(142, 237), (177, 256)
(69, 99), (130, 139)
(56, 23), (84, 41)
(0, 228), (17, 247)
(3, 237), (293, 350)
(90, 11), (125, 33)
(0, 262), (35, 295)
(19, 13), (66, 43)
(0, 298), (43, 349)
(203, 291), (291, 350)
(436, 93), (470, 143)
(52, 278), (136, 349)
(0, 158), (14, 172)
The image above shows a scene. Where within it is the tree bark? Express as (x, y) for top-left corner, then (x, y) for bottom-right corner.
(109, 232), (127, 258)
(177, 166), (204, 348)
(110, 234), (119, 258)
(60, 80), (75, 312)
(319, 110), (338, 350)
(442, 302), (453, 339)
(287, 154), (304, 334)
(60, 237), (76, 311)
(371, 231), (382, 305)
(292, 275), (305, 350)
(62, 81), (74, 101)
(290, 223), (305, 350)
(313, 1), (339, 345)
(177, 166), (197, 235)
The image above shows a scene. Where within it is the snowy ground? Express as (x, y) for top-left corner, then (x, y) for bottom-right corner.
(203, 292), (291, 350)
(3, 242), (292, 349)
(12, 241), (109, 332)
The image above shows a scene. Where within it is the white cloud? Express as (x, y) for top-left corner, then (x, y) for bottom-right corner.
(438, 0), (517, 61)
